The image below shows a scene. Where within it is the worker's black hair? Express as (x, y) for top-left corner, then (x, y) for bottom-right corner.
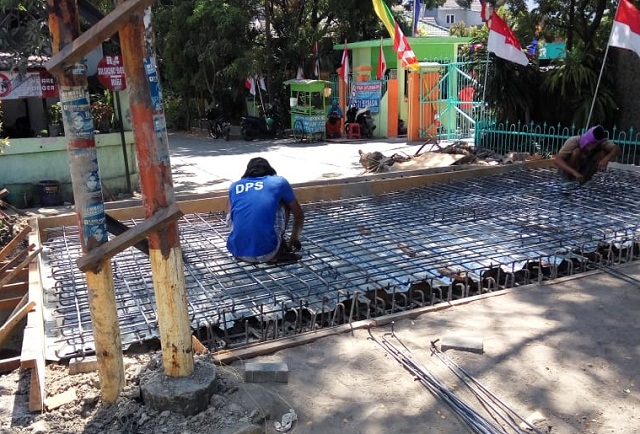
(593, 125), (605, 141)
(242, 157), (277, 178)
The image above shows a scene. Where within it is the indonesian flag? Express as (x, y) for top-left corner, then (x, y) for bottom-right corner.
(377, 39), (387, 80)
(340, 40), (349, 85)
(487, 12), (529, 66)
(258, 75), (266, 91)
(296, 66), (305, 80)
(372, 0), (420, 71)
(313, 41), (320, 78)
(609, 0), (640, 58)
(245, 77), (255, 96)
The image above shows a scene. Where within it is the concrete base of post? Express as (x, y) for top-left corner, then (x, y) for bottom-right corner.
(140, 360), (217, 416)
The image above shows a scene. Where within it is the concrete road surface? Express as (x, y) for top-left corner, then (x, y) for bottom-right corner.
(167, 131), (421, 197)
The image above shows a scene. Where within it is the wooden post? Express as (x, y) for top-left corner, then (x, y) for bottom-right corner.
(46, 0), (124, 402)
(116, 3), (194, 377)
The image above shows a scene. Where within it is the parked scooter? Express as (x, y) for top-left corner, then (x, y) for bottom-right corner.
(207, 106), (231, 141)
(355, 106), (376, 138)
(240, 104), (285, 141)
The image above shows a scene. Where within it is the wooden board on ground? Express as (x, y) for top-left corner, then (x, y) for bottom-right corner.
(21, 228), (45, 412)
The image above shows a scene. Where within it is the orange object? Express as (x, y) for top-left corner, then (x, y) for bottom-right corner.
(347, 123), (361, 139)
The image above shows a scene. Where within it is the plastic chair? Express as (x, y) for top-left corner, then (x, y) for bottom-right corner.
(346, 123), (361, 139)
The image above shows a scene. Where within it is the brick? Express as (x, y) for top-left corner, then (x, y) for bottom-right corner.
(440, 335), (484, 354)
(244, 362), (289, 383)
(69, 356), (98, 375)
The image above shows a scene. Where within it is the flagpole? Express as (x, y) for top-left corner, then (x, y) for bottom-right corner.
(481, 48), (490, 123)
(585, 0), (623, 129)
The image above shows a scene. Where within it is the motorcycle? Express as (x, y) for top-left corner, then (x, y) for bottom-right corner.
(207, 106), (231, 141)
(240, 104), (285, 141)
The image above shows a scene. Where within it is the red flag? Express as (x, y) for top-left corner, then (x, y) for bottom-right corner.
(393, 22), (418, 69)
(377, 39), (387, 80)
(313, 41), (320, 78)
(609, 0), (640, 58)
(487, 12), (529, 66)
(340, 40), (349, 85)
(245, 77), (255, 96)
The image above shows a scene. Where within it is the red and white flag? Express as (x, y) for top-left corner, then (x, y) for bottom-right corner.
(258, 75), (266, 91)
(245, 77), (255, 96)
(393, 22), (419, 69)
(377, 39), (387, 80)
(313, 41), (320, 78)
(487, 12), (529, 66)
(609, 0), (640, 58)
(340, 40), (349, 85)
(296, 66), (305, 80)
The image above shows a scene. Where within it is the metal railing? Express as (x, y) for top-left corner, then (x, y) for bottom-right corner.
(475, 119), (640, 165)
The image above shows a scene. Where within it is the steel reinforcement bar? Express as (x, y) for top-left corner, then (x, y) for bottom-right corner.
(39, 166), (640, 359)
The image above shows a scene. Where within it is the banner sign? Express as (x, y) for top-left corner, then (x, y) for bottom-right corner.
(348, 81), (382, 113)
(97, 55), (127, 91)
(0, 69), (58, 100)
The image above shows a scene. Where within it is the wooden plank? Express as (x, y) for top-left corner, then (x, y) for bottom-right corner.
(0, 269), (28, 285)
(0, 282), (28, 298)
(0, 188), (8, 200)
(0, 301), (35, 349)
(76, 203), (183, 272)
(0, 244), (35, 275)
(0, 295), (24, 311)
(45, 0), (154, 75)
(0, 226), (32, 262)
(105, 214), (149, 255)
(0, 356), (21, 374)
(192, 335), (207, 355)
(22, 229), (45, 412)
(0, 199), (28, 216)
(0, 248), (42, 290)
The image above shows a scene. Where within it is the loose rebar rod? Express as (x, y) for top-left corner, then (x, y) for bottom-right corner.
(430, 340), (543, 434)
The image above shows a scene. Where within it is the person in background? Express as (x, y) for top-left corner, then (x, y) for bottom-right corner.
(554, 125), (620, 187)
(325, 99), (343, 139)
(226, 157), (304, 263)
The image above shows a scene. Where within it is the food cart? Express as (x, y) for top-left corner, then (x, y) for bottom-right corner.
(284, 79), (331, 142)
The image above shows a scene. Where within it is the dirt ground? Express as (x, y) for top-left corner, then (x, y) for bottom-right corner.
(1, 261), (639, 434)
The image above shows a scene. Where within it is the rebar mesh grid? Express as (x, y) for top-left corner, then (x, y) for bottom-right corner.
(40, 167), (640, 360)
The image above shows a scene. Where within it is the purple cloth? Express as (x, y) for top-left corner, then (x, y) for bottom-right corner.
(579, 126), (604, 149)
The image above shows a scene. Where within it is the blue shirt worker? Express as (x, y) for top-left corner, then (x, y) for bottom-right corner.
(227, 157), (305, 263)
(554, 125), (620, 186)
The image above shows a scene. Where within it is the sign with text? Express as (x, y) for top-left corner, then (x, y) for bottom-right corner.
(348, 81), (382, 113)
(0, 70), (58, 100)
(97, 56), (127, 91)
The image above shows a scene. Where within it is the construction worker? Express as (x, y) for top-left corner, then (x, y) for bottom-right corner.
(554, 125), (620, 188)
(226, 157), (304, 263)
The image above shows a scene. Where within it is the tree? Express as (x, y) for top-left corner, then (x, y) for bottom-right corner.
(0, 0), (51, 72)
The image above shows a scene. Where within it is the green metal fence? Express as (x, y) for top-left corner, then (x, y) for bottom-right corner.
(475, 120), (640, 166)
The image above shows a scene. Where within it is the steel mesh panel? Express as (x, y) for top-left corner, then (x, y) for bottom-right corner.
(40, 167), (640, 359)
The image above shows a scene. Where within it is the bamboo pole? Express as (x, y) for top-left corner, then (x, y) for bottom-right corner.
(116, 3), (194, 376)
(46, 0), (124, 402)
